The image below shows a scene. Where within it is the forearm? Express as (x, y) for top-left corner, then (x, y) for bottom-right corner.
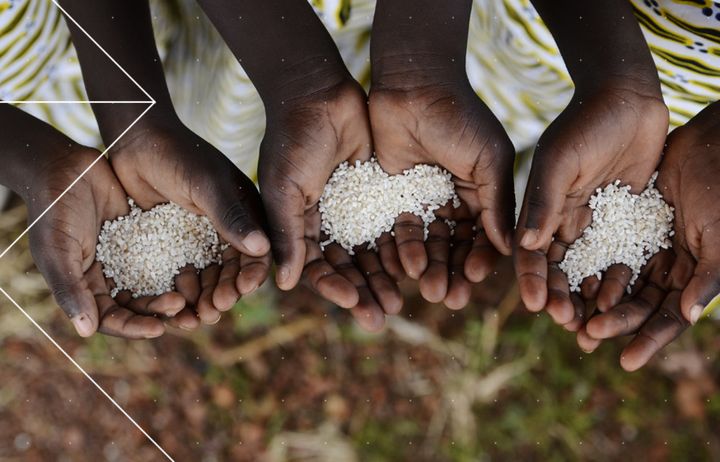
(0, 105), (78, 199)
(530, 0), (660, 94)
(196, 0), (352, 109)
(58, 0), (177, 144)
(371, 0), (472, 88)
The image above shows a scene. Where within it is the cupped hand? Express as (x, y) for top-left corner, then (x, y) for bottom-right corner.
(515, 78), (669, 329)
(109, 114), (271, 328)
(368, 78), (515, 309)
(576, 102), (720, 370)
(259, 79), (402, 331)
(28, 148), (183, 338)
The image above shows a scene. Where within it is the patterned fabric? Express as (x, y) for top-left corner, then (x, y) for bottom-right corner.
(0, 0), (719, 176)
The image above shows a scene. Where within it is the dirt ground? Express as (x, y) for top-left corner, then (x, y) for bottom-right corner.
(0, 200), (719, 462)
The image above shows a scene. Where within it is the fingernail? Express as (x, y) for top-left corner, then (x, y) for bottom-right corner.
(277, 266), (290, 288)
(242, 231), (269, 255)
(690, 304), (703, 325)
(71, 315), (94, 337)
(504, 234), (513, 251)
(520, 229), (539, 249)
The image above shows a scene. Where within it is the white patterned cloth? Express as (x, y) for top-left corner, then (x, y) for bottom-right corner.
(1, 0), (719, 177)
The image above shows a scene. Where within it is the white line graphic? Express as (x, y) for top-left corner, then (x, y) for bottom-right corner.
(0, 288), (175, 462)
(0, 0), (174, 459)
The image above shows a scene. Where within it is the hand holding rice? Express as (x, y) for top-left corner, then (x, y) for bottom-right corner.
(318, 158), (460, 254)
(96, 199), (225, 298)
(559, 172), (674, 292)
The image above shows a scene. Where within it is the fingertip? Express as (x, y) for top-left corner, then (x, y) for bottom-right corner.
(518, 280), (547, 312)
(241, 231), (271, 256)
(585, 315), (612, 339)
(519, 228), (540, 250)
(619, 353), (644, 372)
(144, 322), (166, 339)
(71, 313), (97, 338)
(276, 264), (301, 291)
(576, 328), (601, 353)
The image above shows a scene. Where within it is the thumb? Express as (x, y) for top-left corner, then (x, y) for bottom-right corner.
(258, 173), (307, 291)
(680, 259), (720, 325)
(200, 174), (271, 258)
(31, 232), (99, 337)
(517, 148), (574, 251)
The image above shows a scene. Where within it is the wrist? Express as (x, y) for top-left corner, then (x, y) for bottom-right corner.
(371, 52), (468, 92)
(263, 70), (361, 117)
(573, 66), (663, 103)
(253, 55), (353, 112)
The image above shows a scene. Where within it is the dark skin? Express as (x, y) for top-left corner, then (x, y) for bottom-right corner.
(58, 0), (271, 331)
(0, 104), (181, 338)
(515, 0), (669, 330)
(575, 101), (720, 371)
(369, 0), (516, 309)
(196, 0), (401, 331)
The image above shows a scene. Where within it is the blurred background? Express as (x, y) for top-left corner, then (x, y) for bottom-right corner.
(0, 195), (719, 462)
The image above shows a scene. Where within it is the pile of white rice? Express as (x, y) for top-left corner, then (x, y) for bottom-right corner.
(318, 158), (460, 253)
(559, 173), (674, 292)
(96, 199), (224, 298)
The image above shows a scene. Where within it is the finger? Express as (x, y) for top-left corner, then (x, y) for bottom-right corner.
(376, 232), (406, 282)
(620, 291), (689, 371)
(517, 166), (570, 252)
(237, 252), (271, 295)
(258, 175), (306, 290)
(477, 161), (515, 256)
(86, 263), (165, 339)
(585, 282), (665, 339)
(597, 264), (633, 312)
(562, 293), (587, 332)
(355, 248), (403, 315)
(31, 233), (99, 337)
(545, 263), (574, 325)
(419, 219), (451, 304)
(393, 213), (428, 280)
(680, 260), (720, 325)
(166, 307), (201, 331)
(445, 218), (474, 310)
(324, 244), (385, 331)
(175, 265), (201, 306)
(580, 276), (601, 301)
(96, 300), (165, 339)
(201, 171), (270, 258)
(303, 241), (359, 309)
(514, 243), (548, 312)
(124, 292), (186, 317)
(576, 325), (602, 353)
(464, 227), (499, 283)
(197, 264), (221, 325)
(212, 247), (242, 314)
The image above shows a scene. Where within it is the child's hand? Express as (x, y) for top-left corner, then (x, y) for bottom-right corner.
(515, 79), (669, 329)
(576, 102), (720, 370)
(28, 148), (182, 338)
(109, 116), (271, 328)
(259, 80), (401, 331)
(368, 79), (515, 309)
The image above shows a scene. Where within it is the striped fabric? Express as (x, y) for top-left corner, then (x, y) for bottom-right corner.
(0, 0), (719, 175)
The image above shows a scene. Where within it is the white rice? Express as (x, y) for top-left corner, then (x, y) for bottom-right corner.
(318, 158), (460, 254)
(559, 172), (674, 292)
(96, 199), (224, 298)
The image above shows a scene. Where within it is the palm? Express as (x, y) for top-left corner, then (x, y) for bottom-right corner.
(109, 121), (270, 327)
(368, 82), (515, 308)
(516, 85), (668, 328)
(259, 80), (401, 331)
(578, 110), (720, 370)
(28, 150), (179, 338)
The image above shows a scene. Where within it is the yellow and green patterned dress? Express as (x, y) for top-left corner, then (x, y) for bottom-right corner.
(1, 0), (719, 175)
